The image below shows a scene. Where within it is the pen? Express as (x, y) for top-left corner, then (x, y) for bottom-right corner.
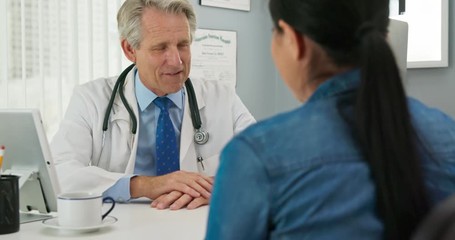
(197, 156), (205, 171)
(0, 145), (4, 174)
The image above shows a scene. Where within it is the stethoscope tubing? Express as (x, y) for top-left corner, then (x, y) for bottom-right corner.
(103, 63), (137, 134)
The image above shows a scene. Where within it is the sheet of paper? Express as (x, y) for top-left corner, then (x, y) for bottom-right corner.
(190, 29), (237, 88)
(200, 0), (250, 11)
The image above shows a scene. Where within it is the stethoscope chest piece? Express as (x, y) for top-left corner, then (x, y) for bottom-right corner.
(194, 128), (209, 145)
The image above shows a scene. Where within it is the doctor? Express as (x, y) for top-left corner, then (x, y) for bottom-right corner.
(50, 0), (255, 210)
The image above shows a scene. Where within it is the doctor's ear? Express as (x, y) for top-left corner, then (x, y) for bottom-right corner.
(121, 39), (137, 63)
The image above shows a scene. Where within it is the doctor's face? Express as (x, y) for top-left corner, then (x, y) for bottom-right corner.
(123, 7), (191, 96)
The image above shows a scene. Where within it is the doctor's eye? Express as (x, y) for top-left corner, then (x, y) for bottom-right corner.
(178, 43), (190, 49)
(151, 44), (167, 52)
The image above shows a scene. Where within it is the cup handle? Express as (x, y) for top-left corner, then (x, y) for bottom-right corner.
(101, 197), (116, 220)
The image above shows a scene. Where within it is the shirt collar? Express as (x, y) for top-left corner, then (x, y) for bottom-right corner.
(134, 70), (184, 112)
(308, 69), (361, 103)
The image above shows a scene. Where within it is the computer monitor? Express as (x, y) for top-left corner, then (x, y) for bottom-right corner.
(0, 109), (60, 223)
(388, 19), (409, 82)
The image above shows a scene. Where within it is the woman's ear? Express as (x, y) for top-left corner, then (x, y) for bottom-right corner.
(278, 20), (305, 60)
(121, 39), (136, 63)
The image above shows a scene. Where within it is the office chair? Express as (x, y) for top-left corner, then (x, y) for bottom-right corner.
(412, 194), (455, 240)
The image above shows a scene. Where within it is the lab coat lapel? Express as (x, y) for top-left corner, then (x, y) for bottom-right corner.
(109, 67), (139, 173)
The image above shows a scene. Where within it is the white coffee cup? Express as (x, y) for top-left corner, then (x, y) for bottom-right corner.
(57, 192), (115, 228)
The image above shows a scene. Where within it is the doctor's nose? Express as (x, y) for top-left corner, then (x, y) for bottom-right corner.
(166, 48), (183, 66)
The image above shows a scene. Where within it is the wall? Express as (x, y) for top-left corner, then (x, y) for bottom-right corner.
(405, 1), (455, 118)
(192, 1), (277, 120)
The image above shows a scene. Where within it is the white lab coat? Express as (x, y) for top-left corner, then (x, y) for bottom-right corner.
(50, 67), (256, 195)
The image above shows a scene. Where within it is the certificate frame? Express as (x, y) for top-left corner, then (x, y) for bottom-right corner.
(199, 0), (251, 12)
(390, 0), (449, 68)
(190, 28), (237, 87)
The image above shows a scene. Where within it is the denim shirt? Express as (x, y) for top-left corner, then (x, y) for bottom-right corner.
(206, 70), (455, 240)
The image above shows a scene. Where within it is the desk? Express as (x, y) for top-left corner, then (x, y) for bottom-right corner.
(2, 203), (209, 240)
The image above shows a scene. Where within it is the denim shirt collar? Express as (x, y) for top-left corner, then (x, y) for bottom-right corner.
(307, 69), (361, 103)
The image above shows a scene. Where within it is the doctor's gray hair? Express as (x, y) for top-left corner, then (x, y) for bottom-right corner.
(117, 0), (197, 49)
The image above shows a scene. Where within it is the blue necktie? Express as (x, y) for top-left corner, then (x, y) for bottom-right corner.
(154, 97), (180, 175)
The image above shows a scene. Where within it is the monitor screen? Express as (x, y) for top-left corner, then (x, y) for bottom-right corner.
(0, 109), (60, 223)
(388, 19), (409, 82)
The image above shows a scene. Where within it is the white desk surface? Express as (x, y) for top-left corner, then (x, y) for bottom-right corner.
(3, 202), (209, 240)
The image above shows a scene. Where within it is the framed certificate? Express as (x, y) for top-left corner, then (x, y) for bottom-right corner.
(190, 28), (237, 87)
(199, 0), (250, 12)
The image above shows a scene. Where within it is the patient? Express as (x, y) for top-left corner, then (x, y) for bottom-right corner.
(206, 0), (455, 239)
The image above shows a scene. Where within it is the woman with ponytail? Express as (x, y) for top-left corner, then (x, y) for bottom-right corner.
(206, 0), (455, 239)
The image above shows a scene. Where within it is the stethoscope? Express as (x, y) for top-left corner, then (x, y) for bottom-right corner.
(102, 63), (210, 170)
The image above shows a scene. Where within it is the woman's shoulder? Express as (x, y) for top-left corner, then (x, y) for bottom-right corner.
(237, 102), (360, 155)
(408, 97), (455, 156)
(408, 97), (455, 132)
(238, 107), (304, 140)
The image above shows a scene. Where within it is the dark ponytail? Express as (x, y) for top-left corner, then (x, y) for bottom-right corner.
(356, 22), (429, 239)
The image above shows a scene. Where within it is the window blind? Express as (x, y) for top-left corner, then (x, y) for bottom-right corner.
(0, 0), (130, 138)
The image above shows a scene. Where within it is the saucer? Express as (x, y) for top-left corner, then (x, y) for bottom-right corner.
(42, 216), (117, 233)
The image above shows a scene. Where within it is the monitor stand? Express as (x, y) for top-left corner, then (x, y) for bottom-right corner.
(4, 169), (56, 224)
(20, 211), (54, 224)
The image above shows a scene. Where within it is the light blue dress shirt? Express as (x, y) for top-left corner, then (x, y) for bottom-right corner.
(103, 71), (184, 202)
(206, 70), (455, 239)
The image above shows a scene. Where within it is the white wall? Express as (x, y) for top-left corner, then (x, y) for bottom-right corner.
(193, 0), (277, 120)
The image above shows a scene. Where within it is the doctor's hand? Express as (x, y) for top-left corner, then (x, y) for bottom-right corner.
(151, 190), (209, 210)
(130, 171), (213, 200)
